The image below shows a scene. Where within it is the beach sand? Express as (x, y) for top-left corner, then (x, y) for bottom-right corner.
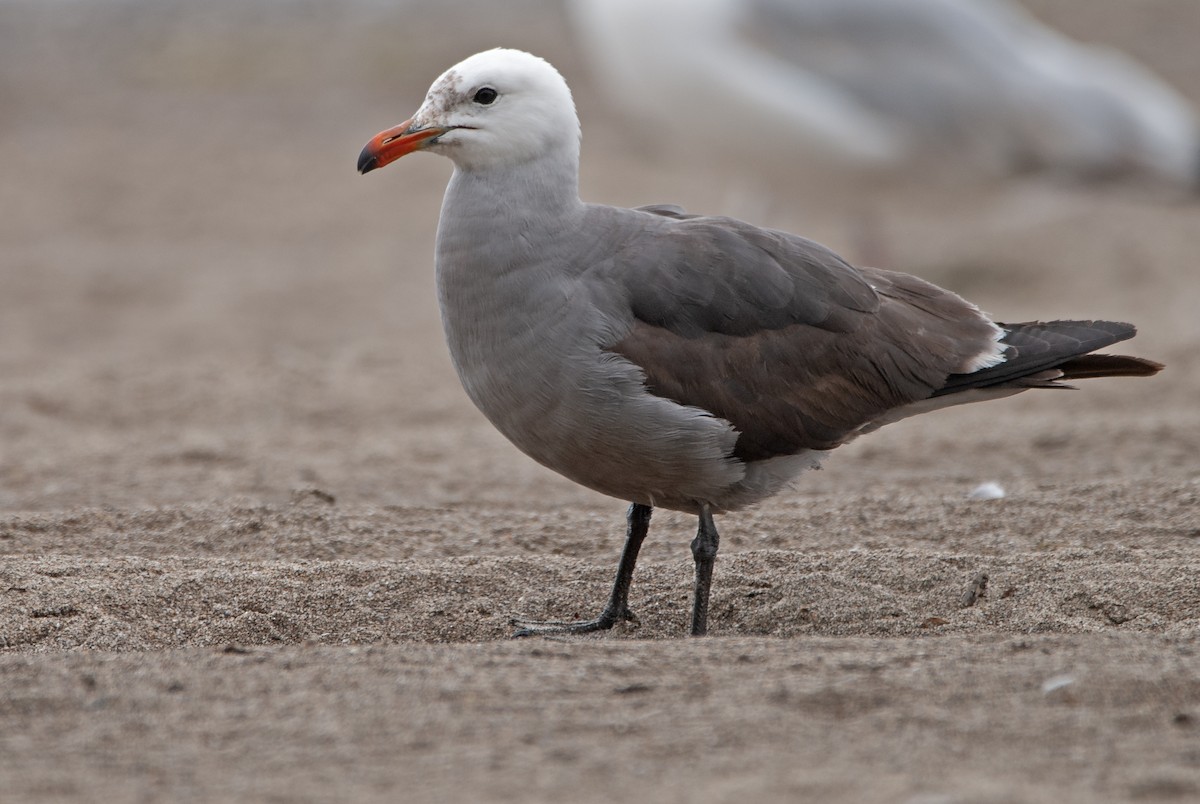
(1, 1), (1197, 800)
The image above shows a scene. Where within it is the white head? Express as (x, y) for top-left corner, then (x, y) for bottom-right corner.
(358, 48), (581, 174)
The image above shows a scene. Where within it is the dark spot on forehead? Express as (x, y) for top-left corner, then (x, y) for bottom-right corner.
(426, 69), (466, 107)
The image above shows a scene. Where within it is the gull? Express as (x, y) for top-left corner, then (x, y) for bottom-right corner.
(567, 0), (1200, 187)
(358, 48), (1162, 637)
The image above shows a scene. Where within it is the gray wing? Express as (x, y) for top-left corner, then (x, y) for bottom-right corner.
(634, 203), (692, 219)
(599, 211), (1001, 461)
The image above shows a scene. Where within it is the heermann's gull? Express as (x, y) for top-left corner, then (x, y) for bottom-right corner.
(567, 0), (1200, 187)
(358, 48), (1163, 637)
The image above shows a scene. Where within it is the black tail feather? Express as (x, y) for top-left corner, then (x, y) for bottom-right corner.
(1056, 353), (1164, 380)
(933, 320), (1162, 397)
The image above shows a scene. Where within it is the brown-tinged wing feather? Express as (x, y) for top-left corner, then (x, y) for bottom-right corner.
(603, 214), (1001, 461)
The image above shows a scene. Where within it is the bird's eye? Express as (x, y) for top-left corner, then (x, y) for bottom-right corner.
(473, 87), (498, 105)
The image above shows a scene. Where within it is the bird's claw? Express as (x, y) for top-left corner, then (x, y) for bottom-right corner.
(509, 607), (638, 638)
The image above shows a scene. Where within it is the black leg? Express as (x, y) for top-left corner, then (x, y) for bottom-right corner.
(689, 505), (720, 636)
(511, 503), (652, 637)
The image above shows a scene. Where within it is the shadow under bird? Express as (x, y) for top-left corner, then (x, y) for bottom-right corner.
(358, 48), (1162, 637)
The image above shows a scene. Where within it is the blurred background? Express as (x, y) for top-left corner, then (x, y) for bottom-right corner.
(2, 0), (1197, 512)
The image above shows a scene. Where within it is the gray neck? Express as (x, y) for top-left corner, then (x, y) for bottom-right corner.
(436, 153), (584, 270)
(433, 151), (594, 388)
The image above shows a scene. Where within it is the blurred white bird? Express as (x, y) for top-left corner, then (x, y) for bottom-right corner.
(567, 0), (1200, 188)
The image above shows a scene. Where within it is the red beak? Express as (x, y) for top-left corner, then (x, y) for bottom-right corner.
(357, 118), (450, 174)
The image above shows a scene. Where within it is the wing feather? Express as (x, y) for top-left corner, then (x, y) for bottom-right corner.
(603, 213), (1001, 460)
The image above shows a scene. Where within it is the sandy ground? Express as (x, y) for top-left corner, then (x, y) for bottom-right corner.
(2, 1), (1198, 801)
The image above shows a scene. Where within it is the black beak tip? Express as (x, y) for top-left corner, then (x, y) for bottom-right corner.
(357, 148), (378, 175)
